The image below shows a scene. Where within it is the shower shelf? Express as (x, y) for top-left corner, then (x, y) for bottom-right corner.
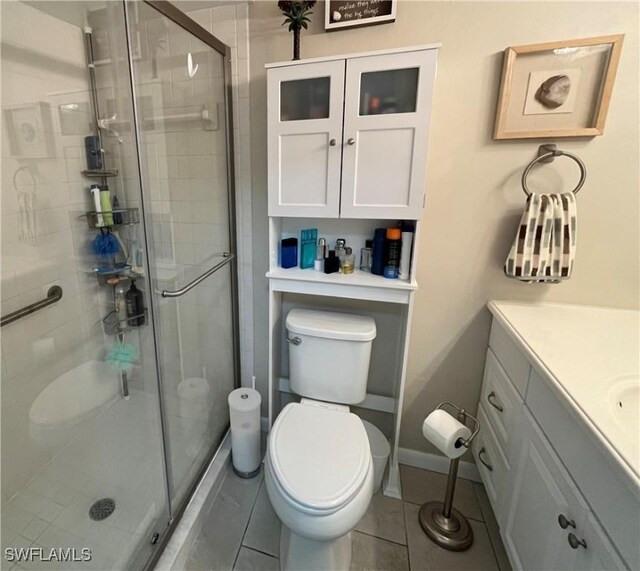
(103, 308), (147, 336)
(83, 207), (140, 229)
(82, 169), (119, 179)
(91, 264), (144, 285)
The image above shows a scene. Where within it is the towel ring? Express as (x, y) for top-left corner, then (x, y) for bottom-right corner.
(522, 147), (587, 197)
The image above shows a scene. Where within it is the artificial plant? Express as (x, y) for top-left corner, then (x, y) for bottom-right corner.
(277, 1), (316, 60)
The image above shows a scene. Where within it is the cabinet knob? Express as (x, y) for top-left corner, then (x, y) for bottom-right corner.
(558, 514), (576, 529)
(567, 533), (587, 550)
(478, 447), (493, 472)
(347, 137), (356, 145)
(487, 391), (504, 412)
(329, 139), (337, 147)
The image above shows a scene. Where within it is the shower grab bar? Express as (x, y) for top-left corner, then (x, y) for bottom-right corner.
(161, 253), (234, 298)
(1, 285), (63, 327)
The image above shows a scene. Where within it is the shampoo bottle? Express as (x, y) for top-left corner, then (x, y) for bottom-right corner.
(126, 281), (145, 326)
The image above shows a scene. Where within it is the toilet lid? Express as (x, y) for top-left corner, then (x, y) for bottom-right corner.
(269, 402), (371, 513)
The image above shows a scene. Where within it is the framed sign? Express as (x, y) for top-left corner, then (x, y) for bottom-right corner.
(325, 1), (396, 31)
(494, 34), (624, 139)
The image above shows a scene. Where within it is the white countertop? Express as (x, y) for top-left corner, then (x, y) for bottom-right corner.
(488, 301), (640, 483)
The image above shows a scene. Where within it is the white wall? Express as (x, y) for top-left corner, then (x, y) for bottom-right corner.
(247, 1), (639, 456)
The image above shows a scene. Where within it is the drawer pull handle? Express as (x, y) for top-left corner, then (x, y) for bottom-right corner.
(567, 533), (587, 550)
(558, 514), (576, 529)
(329, 139), (337, 147)
(478, 447), (493, 471)
(487, 391), (504, 412)
(347, 137), (356, 146)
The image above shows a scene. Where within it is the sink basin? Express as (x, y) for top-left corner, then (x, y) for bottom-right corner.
(609, 375), (640, 431)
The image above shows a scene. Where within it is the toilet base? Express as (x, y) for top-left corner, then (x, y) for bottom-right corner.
(280, 525), (352, 571)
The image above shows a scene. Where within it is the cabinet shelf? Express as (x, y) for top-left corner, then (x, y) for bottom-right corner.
(266, 267), (416, 304)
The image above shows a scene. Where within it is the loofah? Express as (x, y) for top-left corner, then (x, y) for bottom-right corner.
(106, 342), (138, 373)
(92, 229), (121, 258)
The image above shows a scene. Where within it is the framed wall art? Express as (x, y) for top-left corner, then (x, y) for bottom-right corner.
(325, 0), (396, 31)
(493, 34), (624, 139)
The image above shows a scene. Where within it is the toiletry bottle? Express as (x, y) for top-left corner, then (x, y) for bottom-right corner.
(383, 228), (401, 279)
(341, 247), (355, 274)
(360, 240), (373, 272)
(135, 244), (145, 275)
(90, 184), (104, 227)
(300, 229), (318, 269)
(335, 238), (346, 272)
(281, 238), (298, 269)
(112, 195), (123, 225)
(84, 135), (103, 171)
(324, 250), (340, 274)
(314, 238), (326, 272)
(100, 185), (113, 226)
(126, 280), (145, 326)
(399, 223), (415, 280)
(108, 278), (128, 329)
(371, 228), (387, 276)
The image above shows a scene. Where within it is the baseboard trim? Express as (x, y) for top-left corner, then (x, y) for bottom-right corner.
(398, 447), (481, 483)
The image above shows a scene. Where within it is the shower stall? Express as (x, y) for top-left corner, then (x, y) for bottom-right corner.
(1, 1), (239, 568)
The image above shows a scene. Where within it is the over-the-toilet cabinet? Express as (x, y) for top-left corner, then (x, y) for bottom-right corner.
(267, 48), (437, 219)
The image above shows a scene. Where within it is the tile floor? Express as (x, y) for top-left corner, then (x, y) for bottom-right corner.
(185, 463), (512, 571)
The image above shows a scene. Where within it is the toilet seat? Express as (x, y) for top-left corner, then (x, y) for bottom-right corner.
(269, 402), (371, 515)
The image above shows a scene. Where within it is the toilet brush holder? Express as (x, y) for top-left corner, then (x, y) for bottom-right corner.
(419, 402), (479, 552)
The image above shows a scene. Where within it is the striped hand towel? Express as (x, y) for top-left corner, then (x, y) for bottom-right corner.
(504, 193), (577, 283)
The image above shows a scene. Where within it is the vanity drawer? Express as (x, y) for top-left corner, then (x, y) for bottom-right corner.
(489, 320), (530, 398)
(474, 405), (510, 527)
(481, 349), (523, 456)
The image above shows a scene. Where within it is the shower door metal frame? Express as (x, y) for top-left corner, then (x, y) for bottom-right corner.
(122, 1), (241, 565)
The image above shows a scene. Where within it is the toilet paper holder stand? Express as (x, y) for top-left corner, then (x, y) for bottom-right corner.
(419, 401), (480, 552)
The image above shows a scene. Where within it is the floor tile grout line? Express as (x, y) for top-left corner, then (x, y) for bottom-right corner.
(353, 528), (408, 549)
(235, 475), (267, 566)
(241, 545), (279, 561)
(472, 484), (506, 571)
(401, 499), (485, 523)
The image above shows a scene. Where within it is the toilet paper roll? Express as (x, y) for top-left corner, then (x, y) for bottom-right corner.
(422, 409), (471, 459)
(228, 388), (261, 476)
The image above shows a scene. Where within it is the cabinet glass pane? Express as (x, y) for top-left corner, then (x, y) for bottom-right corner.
(360, 68), (419, 115)
(281, 77), (330, 121)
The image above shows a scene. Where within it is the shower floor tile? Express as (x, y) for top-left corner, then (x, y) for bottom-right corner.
(2, 390), (167, 571)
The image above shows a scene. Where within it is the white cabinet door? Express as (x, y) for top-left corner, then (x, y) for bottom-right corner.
(503, 409), (589, 571)
(267, 60), (345, 217)
(340, 49), (436, 219)
(568, 512), (627, 571)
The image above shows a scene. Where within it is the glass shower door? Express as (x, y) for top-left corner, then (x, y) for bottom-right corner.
(126, 2), (238, 510)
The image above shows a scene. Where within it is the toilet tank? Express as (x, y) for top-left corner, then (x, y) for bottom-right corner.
(285, 309), (376, 404)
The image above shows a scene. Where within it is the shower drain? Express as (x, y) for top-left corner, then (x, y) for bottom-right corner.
(89, 498), (116, 521)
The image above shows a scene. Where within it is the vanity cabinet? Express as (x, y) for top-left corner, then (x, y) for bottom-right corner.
(267, 47), (437, 219)
(476, 311), (632, 571)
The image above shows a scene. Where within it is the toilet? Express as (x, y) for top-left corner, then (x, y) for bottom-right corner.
(265, 308), (377, 571)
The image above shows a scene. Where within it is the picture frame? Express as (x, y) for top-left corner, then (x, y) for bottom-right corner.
(493, 34), (624, 139)
(325, 0), (396, 31)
